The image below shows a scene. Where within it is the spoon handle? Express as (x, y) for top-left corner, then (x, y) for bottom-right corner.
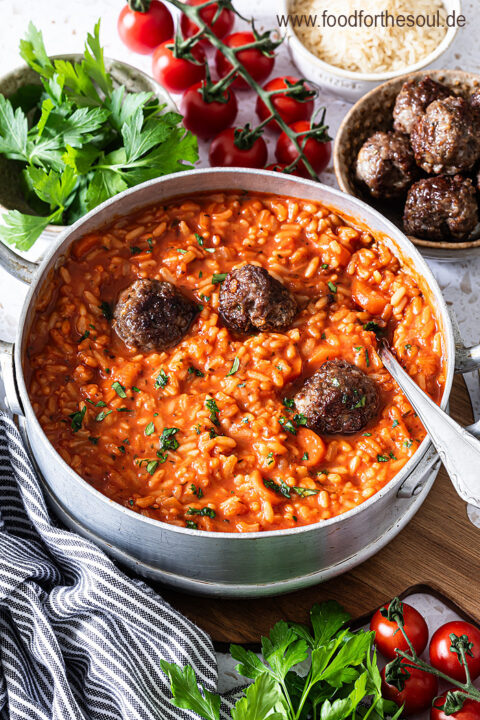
(380, 345), (480, 508)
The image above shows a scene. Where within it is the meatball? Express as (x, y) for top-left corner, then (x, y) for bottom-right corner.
(469, 90), (480, 114)
(219, 264), (297, 334)
(114, 279), (197, 351)
(403, 175), (478, 242)
(410, 96), (480, 175)
(294, 359), (380, 435)
(393, 76), (451, 135)
(355, 131), (418, 199)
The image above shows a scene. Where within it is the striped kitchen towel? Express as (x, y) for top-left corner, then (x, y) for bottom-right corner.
(0, 411), (236, 720)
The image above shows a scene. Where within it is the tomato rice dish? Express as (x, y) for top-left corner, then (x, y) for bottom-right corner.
(26, 191), (446, 533)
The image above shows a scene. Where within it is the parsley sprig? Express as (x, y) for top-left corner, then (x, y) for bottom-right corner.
(161, 600), (403, 720)
(0, 21), (198, 251)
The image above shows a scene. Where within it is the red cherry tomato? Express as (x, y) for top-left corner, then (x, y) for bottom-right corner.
(265, 163), (304, 177)
(152, 40), (205, 94)
(215, 32), (275, 90)
(381, 661), (438, 715)
(209, 128), (268, 169)
(180, 82), (238, 140)
(432, 692), (480, 720)
(430, 621), (480, 682)
(117, 0), (174, 55)
(370, 602), (429, 661)
(180, 0), (234, 46)
(275, 120), (331, 176)
(256, 76), (314, 132)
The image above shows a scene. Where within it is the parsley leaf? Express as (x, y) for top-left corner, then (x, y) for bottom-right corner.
(111, 381), (126, 398)
(69, 406), (86, 432)
(226, 357), (240, 376)
(159, 662), (220, 720)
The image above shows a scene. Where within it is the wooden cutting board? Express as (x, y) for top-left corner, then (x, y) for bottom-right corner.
(161, 375), (480, 643)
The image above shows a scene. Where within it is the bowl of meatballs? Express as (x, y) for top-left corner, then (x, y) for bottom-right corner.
(334, 70), (480, 257)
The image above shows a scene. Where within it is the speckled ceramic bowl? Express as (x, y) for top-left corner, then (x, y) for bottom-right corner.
(333, 69), (480, 258)
(0, 55), (176, 243)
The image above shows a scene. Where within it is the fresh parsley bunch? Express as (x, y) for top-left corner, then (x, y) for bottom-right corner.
(160, 600), (403, 720)
(0, 22), (198, 251)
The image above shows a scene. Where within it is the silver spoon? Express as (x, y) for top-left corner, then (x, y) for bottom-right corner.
(379, 341), (480, 509)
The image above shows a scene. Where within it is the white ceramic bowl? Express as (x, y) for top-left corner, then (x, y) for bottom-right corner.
(283, 0), (461, 101)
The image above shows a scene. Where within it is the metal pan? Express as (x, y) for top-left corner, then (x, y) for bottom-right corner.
(1, 168), (479, 597)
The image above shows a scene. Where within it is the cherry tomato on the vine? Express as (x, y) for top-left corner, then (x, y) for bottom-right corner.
(381, 661), (438, 715)
(180, 82), (238, 140)
(118, 0), (174, 55)
(265, 163), (304, 177)
(215, 32), (275, 90)
(209, 128), (268, 169)
(180, 0), (234, 46)
(429, 621), (480, 682)
(275, 120), (331, 177)
(256, 76), (315, 132)
(370, 602), (429, 661)
(152, 40), (206, 94)
(431, 692), (480, 720)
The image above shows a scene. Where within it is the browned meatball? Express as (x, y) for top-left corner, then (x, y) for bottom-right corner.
(114, 279), (197, 351)
(294, 359), (380, 435)
(355, 131), (418, 199)
(393, 76), (451, 135)
(403, 175), (478, 242)
(410, 96), (480, 175)
(219, 264), (297, 334)
(469, 90), (480, 114)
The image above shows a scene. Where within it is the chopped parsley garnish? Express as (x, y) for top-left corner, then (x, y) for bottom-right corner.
(146, 460), (159, 475)
(279, 416), (297, 435)
(78, 330), (90, 343)
(88, 436), (99, 445)
(96, 409), (112, 422)
(405, 343), (412, 351)
(190, 484), (203, 499)
(177, 248), (187, 254)
(363, 432), (372, 437)
(293, 413), (307, 427)
(302, 452), (309, 461)
(186, 507), (216, 518)
(364, 321), (382, 335)
(283, 397), (295, 410)
(100, 301), (113, 321)
(116, 408), (132, 412)
(264, 478), (319, 498)
(69, 406), (86, 432)
(195, 233), (204, 246)
(209, 427), (219, 439)
(327, 281), (337, 293)
(186, 520), (198, 529)
(160, 427), (180, 452)
(377, 454), (389, 462)
(194, 424), (201, 435)
(404, 439), (413, 448)
(206, 398), (220, 425)
(130, 245), (141, 255)
(197, 304), (204, 312)
(354, 395), (366, 408)
(392, 420), (399, 428)
(188, 365), (205, 377)
(354, 346), (362, 351)
(321, 332), (326, 340)
(389, 452), (397, 460)
(154, 369), (169, 389)
(112, 381), (126, 398)
(321, 263), (329, 269)
(365, 348), (370, 367)
(145, 421), (155, 436)
(212, 273), (227, 284)
(132, 386), (141, 393)
(317, 469), (328, 475)
(205, 247), (216, 254)
(266, 452), (274, 466)
(117, 445), (126, 454)
(226, 357), (240, 376)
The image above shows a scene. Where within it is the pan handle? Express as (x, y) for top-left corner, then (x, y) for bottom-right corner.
(0, 241), (38, 284)
(0, 341), (24, 416)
